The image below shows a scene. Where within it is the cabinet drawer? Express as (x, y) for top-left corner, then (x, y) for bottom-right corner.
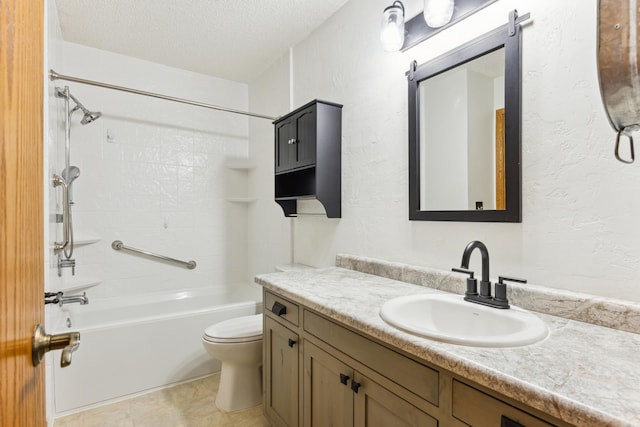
(264, 290), (300, 327)
(304, 310), (439, 406)
(452, 380), (556, 427)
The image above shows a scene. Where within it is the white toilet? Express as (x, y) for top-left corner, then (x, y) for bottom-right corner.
(201, 314), (263, 412)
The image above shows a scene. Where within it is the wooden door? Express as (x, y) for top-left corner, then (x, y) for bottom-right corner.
(264, 316), (299, 427)
(303, 341), (353, 427)
(353, 372), (437, 427)
(495, 108), (506, 210)
(0, 0), (45, 425)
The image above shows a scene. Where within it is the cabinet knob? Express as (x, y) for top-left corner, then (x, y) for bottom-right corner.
(350, 380), (361, 394)
(339, 373), (350, 385)
(287, 138), (297, 145)
(288, 338), (297, 348)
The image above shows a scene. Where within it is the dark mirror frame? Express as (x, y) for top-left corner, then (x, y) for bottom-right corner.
(408, 22), (522, 222)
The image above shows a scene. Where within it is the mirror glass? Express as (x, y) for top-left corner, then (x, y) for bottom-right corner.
(419, 49), (505, 211)
(408, 24), (522, 222)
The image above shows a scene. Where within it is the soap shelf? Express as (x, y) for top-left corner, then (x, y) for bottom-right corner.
(55, 279), (102, 293)
(74, 235), (101, 246)
(225, 159), (257, 170)
(225, 157), (255, 203)
(226, 197), (257, 203)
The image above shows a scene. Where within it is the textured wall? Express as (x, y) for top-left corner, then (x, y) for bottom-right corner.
(263, 0), (640, 302)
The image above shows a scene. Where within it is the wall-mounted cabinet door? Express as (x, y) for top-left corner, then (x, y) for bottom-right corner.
(265, 316), (299, 427)
(293, 107), (317, 170)
(275, 106), (317, 173)
(275, 119), (297, 173)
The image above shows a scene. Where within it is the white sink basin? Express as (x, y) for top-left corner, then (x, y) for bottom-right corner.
(380, 294), (548, 347)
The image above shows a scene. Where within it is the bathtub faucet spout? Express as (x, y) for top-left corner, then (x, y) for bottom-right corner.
(58, 292), (89, 306)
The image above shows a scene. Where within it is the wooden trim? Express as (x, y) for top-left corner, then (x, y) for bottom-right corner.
(495, 108), (506, 210)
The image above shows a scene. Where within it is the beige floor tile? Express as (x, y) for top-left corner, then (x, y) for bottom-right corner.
(54, 374), (270, 427)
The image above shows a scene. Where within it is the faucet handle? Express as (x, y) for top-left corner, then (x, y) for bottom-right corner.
(494, 276), (527, 308)
(451, 267), (474, 277)
(498, 276), (527, 285)
(452, 267), (478, 297)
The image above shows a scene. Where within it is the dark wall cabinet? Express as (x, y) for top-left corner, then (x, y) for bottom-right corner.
(273, 100), (342, 218)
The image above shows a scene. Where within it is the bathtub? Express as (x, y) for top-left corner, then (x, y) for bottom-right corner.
(52, 286), (262, 415)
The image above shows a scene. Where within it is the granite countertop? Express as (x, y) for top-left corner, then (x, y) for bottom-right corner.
(256, 266), (640, 427)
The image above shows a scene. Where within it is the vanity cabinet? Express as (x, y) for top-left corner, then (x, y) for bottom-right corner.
(273, 99), (342, 218)
(263, 289), (570, 427)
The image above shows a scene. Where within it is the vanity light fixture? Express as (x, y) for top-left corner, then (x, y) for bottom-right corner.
(423, 0), (455, 28)
(382, 0), (498, 52)
(380, 1), (405, 52)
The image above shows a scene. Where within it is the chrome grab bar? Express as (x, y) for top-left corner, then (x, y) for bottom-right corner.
(111, 240), (196, 270)
(53, 174), (70, 252)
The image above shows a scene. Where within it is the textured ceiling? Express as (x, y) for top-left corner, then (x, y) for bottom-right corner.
(55, 0), (349, 83)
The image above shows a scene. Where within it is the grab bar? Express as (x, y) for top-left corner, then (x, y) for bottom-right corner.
(53, 174), (70, 253)
(111, 240), (197, 270)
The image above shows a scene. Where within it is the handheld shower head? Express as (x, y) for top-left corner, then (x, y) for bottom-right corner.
(61, 166), (80, 185)
(61, 166), (80, 202)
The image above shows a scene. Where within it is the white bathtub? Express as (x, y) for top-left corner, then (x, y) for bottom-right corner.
(52, 286), (262, 415)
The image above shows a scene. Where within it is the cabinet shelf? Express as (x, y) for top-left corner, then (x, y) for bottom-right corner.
(273, 99), (342, 218)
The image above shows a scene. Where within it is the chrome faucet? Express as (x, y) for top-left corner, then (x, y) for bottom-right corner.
(45, 291), (89, 306)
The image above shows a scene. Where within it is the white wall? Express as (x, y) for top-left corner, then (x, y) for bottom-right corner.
(253, 0), (640, 302)
(48, 40), (256, 301)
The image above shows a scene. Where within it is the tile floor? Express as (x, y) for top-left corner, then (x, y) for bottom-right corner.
(54, 374), (270, 427)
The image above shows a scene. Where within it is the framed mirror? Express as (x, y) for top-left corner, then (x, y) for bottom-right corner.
(408, 22), (522, 222)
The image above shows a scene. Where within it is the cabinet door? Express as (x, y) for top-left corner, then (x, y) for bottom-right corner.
(303, 341), (353, 427)
(294, 107), (317, 170)
(353, 372), (438, 427)
(265, 316), (299, 427)
(275, 118), (297, 173)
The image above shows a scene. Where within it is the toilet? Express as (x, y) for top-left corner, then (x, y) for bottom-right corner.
(202, 314), (263, 412)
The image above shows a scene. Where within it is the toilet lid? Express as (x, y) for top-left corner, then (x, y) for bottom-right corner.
(204, 314), (263, 343)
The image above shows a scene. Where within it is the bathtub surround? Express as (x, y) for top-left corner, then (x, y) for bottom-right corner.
(256, 262), (640, 426)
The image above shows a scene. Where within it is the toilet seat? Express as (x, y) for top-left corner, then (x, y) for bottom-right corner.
(203, 314), (263, 344)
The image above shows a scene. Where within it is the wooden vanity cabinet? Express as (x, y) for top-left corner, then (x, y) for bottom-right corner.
(263, 289), (571, 427)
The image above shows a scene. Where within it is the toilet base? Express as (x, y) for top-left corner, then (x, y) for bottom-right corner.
(216, 361), (262, 412)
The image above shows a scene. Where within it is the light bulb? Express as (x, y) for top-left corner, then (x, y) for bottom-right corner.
(423, 0), (454, 28)
(380, 1), (405, 52)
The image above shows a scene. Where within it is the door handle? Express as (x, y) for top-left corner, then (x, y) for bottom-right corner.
(32, 324), (80, 368)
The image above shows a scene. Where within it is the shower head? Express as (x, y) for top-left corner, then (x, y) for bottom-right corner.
(61, 166), (80, 203)
(61, 165), (80, 185)
(80, 111), (102, 125)
(68, 92), (102, 125)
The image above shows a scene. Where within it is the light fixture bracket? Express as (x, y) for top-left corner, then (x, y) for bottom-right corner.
(401, 0), (498, 51)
